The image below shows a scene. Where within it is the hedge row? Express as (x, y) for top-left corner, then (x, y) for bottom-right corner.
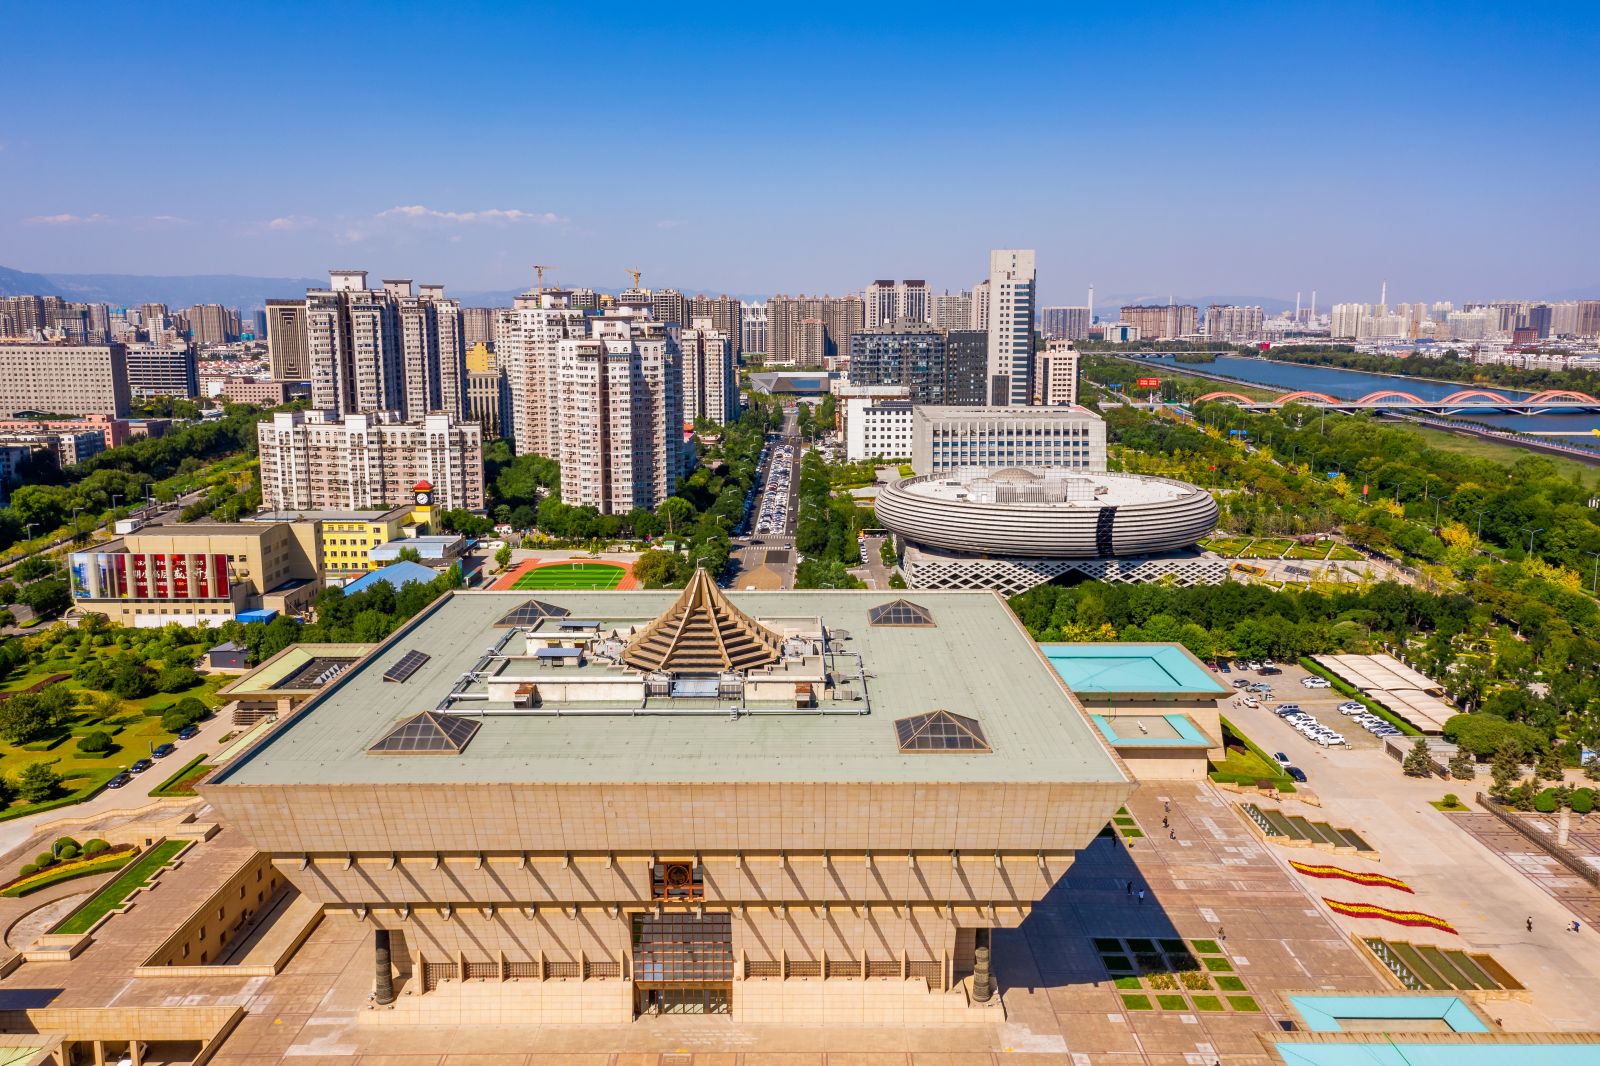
(1, 849), (136, 897)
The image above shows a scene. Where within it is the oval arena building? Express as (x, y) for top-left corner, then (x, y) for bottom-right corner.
(876, 466), (1219, 565)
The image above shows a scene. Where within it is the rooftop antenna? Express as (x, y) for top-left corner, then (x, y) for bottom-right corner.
(531, 264), (558, 294)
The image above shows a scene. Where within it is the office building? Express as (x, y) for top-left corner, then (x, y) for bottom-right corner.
(1100, 323), (1139, 342)
(257, 410), (485, 512)
(266, 299), (311, 379)
(931, 291), (972, 332)
(911, 405), (1107, 474)
(838, 384), (914, 462)
(741, 302), (768, 357)
(186, 303), (237, 346)
(0, 414), (128, 449)
(125, 343), (199, 399)
(865, 280), (931, 328)
(263, 505), (417, 581)
(462, 306), (496, 350)
(766, 295), (864, 367)
(1030, 339), (1079, 406)
(495, 288), (588, 457)
(943, 329), (989, 406)
(555, 314), (684, 514)
(0, 429), (106, 469)
(202, 579), (1131, 1023)
(680, 328), (737, 426)
(651, 289), (688, 326)
(1040, 306), (1091, 341)
(0, 341), (131, 417)
(218, 378), (301, 406)
(848, 325), (947, 404)
(1119, 305), (1197, 341)
(985, 249), (1036, 405)
(1203, 305), (1264, 343)
(68, 521), (321, 627)
(688, 294), (743, 356)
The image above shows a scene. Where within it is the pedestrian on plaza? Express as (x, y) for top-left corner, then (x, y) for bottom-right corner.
(1164, 801), (1171, 814)
(1573, 920), (1582, 934)
(1163, 815), (1169, 828)
(1218, 926), (1226, 942)
(1527, 916), (1533, 933)
(1169, 828), (1176, 839)
(1137, 889), (1146, 904)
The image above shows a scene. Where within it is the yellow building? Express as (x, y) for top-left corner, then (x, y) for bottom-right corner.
(464, 342), (494, 373)
(316, 506), (415, 578)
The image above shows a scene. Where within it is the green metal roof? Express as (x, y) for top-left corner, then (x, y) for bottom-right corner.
(211, 590), (1126, 788)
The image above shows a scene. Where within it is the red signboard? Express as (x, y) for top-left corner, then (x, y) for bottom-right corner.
(1136, 377), (1161, 388)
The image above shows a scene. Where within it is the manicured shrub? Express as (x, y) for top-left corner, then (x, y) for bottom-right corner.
(84, 839), (110, 855)
(18, 864), (36, 877)
(56, 844), (77, 861)
(1534, 788), (1560, 814)
(1572, 789), (1595, 815)
(174, 696), (208, 719)
(33, 853), (54, 869)
(52, 837), (79, 856)
(1442, 793), (1460, 808)
(159, 710), (190, 733)
(75, 731), (113, 754)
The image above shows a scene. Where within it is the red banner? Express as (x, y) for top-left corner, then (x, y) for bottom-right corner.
(1136, 377), (1161, 388)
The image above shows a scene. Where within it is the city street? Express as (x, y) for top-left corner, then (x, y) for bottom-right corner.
(727, 409), (801, 590)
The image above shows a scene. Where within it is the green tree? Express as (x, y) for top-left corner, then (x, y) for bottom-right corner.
(1536, 745), (1566, 782)
(15, 762), (61, 804)
(657, 497), (695, 538)
(154, 665), (200, 693)
(494, 544), (512, 571)
(395, 546), (423, 563)
(1402, 738), (1433, 777)
(75, 730), (113, 754)
(1449, 748), (1477, 780)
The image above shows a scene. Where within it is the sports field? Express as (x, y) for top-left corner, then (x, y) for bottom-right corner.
(509, 561), (628, 590)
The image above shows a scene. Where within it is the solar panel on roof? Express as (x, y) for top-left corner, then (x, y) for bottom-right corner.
(493, 599), (571, 627)
(867, 599), (935, 627)
(382, 649), (431, 683)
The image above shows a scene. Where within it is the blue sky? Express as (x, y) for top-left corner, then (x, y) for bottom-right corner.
(1, 1), (1596, 305)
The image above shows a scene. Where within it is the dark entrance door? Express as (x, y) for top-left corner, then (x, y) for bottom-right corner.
(632, 911), (733, 1017)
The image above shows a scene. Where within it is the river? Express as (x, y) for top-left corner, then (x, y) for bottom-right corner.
(1126, 353), (1600, 453)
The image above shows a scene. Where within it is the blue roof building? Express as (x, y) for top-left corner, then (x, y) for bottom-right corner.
(343, 561), (441, 595)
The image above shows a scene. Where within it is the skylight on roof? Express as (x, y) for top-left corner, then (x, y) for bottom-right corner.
(494, 599), (571, 627)
(367, 711), (481, 755)
(893, 710), (990, 753)
(867, 599), (935, 627)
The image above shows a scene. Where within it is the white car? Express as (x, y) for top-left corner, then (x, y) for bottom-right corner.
(1301, 677), (1332, 689)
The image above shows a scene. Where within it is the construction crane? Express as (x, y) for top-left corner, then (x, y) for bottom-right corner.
(531, 264), (558, 294)
(625, 269), (643, 290)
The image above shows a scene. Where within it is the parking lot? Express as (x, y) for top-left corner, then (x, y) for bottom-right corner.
(1220, 658), (1406, 769)
(752, 435), (796, 537)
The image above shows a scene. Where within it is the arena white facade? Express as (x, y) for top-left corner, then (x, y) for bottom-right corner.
(876, 467), (1224, 593)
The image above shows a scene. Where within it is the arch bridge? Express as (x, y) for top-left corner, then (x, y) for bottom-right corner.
(1191, 388), (1600, 413)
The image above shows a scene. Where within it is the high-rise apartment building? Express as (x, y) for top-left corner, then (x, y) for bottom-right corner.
(986, 249), (1036, 405)
(555, 314), (683, 514)
(465, 346), (510, 441)
(306, 270), (403, 414)
(932, 291), (972, 332)
(741, 302), (768, 357)
(1040, 307), (1091, 341)
(125, 344), (199, 399)
(494, 289), (588, 457)
(688, 294), (743, 356)
(864, 280), (931, 328)
(651, 289), (688, 326)
(766, 295), (864, 367)
(680, 328), (737, 426)
(257, 410), (485, 512)
(970, 280), (991, 331)
(0, 342), (132, 417)
(0, 295), (46, 338)
(1577, 301), (1600, 338)
(943, 329), (989, 406)
(1119, 304), (1197, 341)
(848, 325), (947, 404)
(185, 304), (237, 345)
(462, 307), (496, 350)
(397, 283), (467, 419)
(1203, 305), (1264, 343)
(1030, 339), (1079, 406)
(140, 304), (171, 343)
(265, 300), (311, 379)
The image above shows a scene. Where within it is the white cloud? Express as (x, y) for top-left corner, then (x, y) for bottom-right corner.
(656, 219), (687, 229)
(265, 215), (314, 231)
(147, 214), (189, 225)
(25, 212), (109, 225)
(377, 204), (564, 224)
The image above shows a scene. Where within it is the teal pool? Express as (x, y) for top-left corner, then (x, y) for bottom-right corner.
(1275, 1044), (1600, 1065)
(1287, 994), (1488, 1033)
(1042, 643), (1230, 696)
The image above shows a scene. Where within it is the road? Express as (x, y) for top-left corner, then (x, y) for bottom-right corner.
(727, 409), (801, 590)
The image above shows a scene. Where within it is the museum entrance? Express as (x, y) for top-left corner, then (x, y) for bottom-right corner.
(631, 910), (734, 1017)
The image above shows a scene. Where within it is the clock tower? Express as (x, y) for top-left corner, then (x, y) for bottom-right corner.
(411, 480), (435, 527)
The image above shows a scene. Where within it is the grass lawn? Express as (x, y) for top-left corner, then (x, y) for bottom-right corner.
(1193, 995), (1226, 1011)
(1286, 542), (1331, 560)
(1119, 994), (1153, 1011)
(52, 839), (187, 935)
(1112, 975), (1142, 990)
(1327, 544), (1364, 561)
(1227, 995), (1261, 1011)
(1215, 975), (1247, 992)
(1404, 423), (1600, 480)
(1191, 939), (1222, 955)
(1201, 536), (1252, 557)
(148, 753), (212, 797)
(1156, 994), (1187, 1010)
(510, 561), (627, 590)
(1243, 538), (1295, 558)
(1203, 957), (1235, 972)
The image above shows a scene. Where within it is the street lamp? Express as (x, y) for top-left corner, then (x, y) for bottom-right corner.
(1520, 526), (1544, 555)
(1586, 550), (1600, 594)
(111, 494), (122, 513)
(1470, 508), (1488, 540)
(24, 522), (37, 542)
(71, 507), (82, 542)
(1433, 498), (1447, 524)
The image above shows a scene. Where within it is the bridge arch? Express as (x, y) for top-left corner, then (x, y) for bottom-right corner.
(1526, 389), (1599, 403)
(1438, 389), (1512, 404)
(1276, 390), (1340, 405)
(1355, 390), (1426, 405)
(1194, 391), (1255, 404)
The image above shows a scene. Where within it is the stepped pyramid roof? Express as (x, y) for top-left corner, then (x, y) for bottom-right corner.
(621, 568), (784, 675)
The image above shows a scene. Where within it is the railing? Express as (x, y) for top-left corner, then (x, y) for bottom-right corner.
(1476, 792), (1600, 888)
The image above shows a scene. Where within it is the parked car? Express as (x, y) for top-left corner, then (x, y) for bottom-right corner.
(129, 758), (153, 774)
(106, 772), (132, 790)
(176, 724), (199, 740)
(1338, 701), (1365, 713)
(1232, 679), (1251, 688)
(1273, 751), (1291, 765)
(1285, 766), (1308, 783)
(151, 743), (175, 759)
(1259, 665), (1282, 675)
(1217, 661), (1232, 674)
